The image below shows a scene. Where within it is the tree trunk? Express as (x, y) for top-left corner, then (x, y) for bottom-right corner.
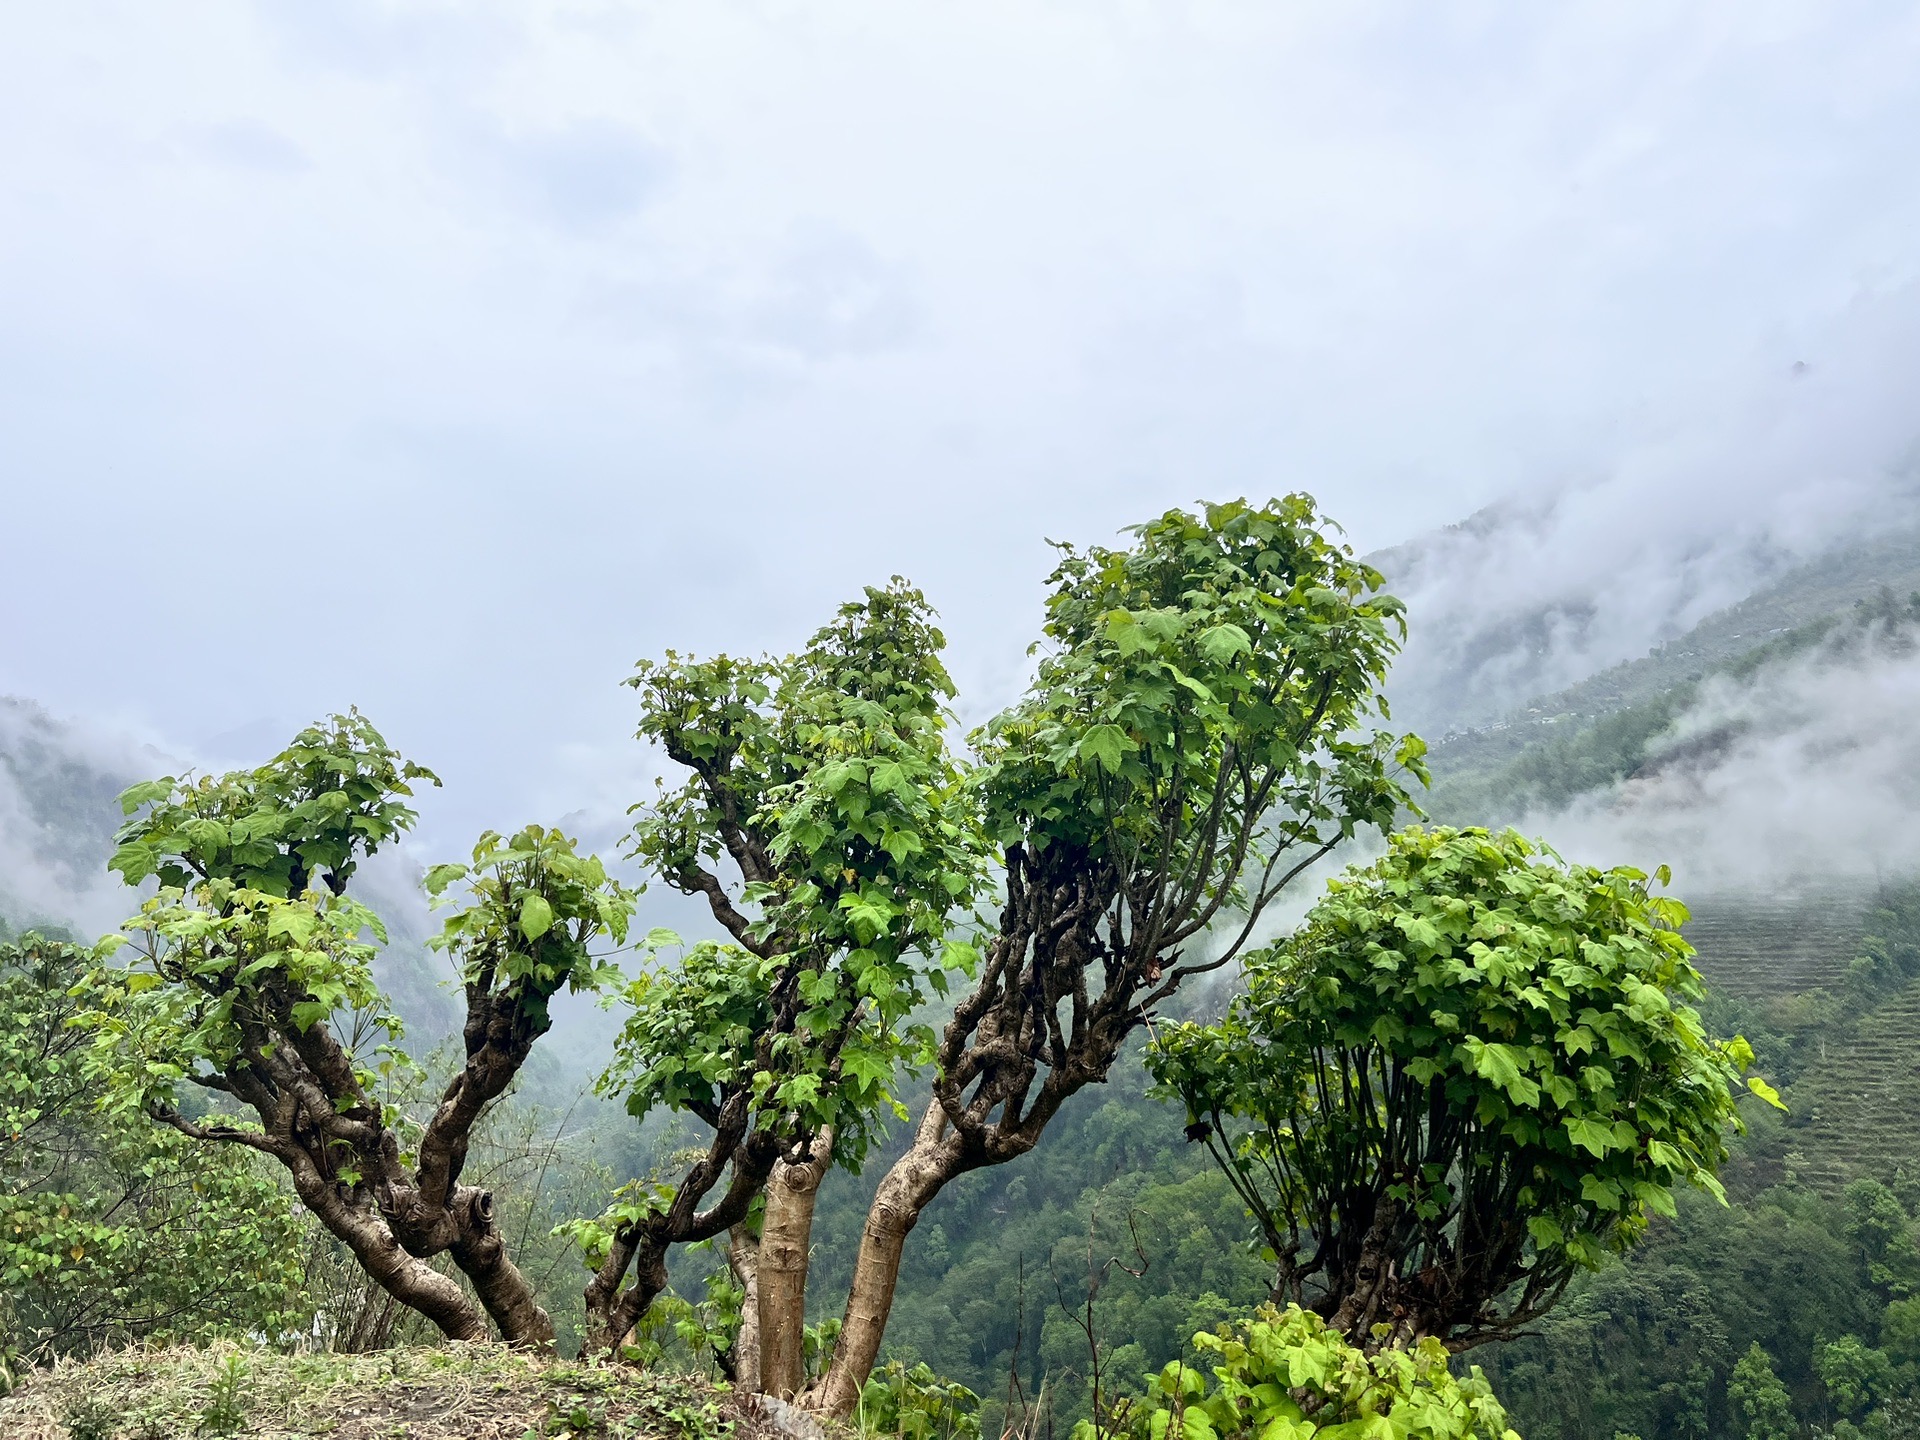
(607, 1235), (675, 1350)
(1326, 1195), (1402, 1347)
(805, 1109), (958, 1417)
(758, 1126), (833, 1399)
(729, 1222), (762, 1392)
(448, 1186), (557, 1348)
(304, 1181), (491, 1344)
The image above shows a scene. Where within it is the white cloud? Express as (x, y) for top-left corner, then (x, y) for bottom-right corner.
(1379, 283), (1920, 730)
(1524, 620), (1920, 895)
(2, 3), (1920, 848)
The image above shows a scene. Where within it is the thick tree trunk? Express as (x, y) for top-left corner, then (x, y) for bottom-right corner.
(1326, 1196), (1402, 1347)
(805, 1109), (959, 1417)
(448, 1187), (556, 1348)
(301, 1178), (491, 1344)
(758, 1126), (833, 1399)
(729, 1222), (762, 1392)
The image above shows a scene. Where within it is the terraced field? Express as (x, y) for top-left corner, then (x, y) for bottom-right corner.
(1682, 887), (1873, 1000)
(1777, 973), (1920, 1194)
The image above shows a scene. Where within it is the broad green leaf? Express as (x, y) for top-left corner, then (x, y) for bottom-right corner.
(1199, 623), (1253, 664)
(1077, 724), (1130, 773)
(519, 893), (555, 941)
(1746, 1075), (1787, 1111)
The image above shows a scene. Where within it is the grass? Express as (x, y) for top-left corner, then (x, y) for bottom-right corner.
(0, 1340), (743, 1440)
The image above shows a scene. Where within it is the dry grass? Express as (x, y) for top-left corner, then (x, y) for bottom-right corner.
(0, 1340), (738, 1440)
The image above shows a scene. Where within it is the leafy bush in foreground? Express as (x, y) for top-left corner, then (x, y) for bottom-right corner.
(1115, 1304), (1518, 1440)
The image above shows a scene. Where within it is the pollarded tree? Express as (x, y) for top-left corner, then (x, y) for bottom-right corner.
(806, 496), (1424, 1415)
(82, 714), (633, 1347)
(1147, 826), (1774, 1352)
(579, 582), (987, 1378)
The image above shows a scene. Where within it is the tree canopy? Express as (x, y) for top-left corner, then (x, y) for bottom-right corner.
(810, 496), (1427, 1415)
(1149, 826), (1769, 1350)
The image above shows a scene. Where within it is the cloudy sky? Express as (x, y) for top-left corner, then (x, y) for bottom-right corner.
(5, 2), (1920, 853)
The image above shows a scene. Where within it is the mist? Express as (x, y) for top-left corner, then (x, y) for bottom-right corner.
(1377, 283), (1920, 735)
(0, 698), (162, 938)
(1515, 614), (1920, 898)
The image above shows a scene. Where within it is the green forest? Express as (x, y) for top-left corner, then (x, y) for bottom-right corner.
(5, 500), (1920, 1440)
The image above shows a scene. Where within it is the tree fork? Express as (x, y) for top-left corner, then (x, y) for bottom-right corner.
(295, 1171), (491, 1344)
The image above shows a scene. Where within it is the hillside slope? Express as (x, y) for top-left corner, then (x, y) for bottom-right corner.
(1421, 579), (1920, 856)
(0, 1342), (731, 1440)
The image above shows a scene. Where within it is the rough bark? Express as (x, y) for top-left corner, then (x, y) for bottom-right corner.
(758, 1125), (833, 1398)
(235, 1120), (492, 1343)
(449, 1189), (558, 1348)
(1325, 1195), (1402, 1344)
(729, 1222), (762, 1391)
(307, 1191), (488, 1341)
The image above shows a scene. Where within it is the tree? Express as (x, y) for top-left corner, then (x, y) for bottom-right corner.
(806, 497), (1422, 1415)
(1884, 1297), (1920, 1384)
(578, 581), (986, 1375)
(2, 932), (309, 1379)
(1148, 826), (1767, 1352)
(81, 713), (632, 1346)
(1728, 1342), (1798, 1440)
(1817, 1335), (1890, 1421)
(1843, 1179), (1920, 1299)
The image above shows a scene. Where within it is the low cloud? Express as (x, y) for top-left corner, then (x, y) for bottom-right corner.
(1522, 619), (1920, 897)
(0, 698), (162, 938)
(1377, 285), (1920, 735)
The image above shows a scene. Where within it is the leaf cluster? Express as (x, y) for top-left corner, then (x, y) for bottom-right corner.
(630, 578), (982, 970)
(1118, 1303), (1519, 1440)
(88, 885), (404, 1116)
(857, 1360), (983, 1440)
(977, 495), (1420, 896)
(427, 824), (637, 1024)
(108, 710), (437, 897)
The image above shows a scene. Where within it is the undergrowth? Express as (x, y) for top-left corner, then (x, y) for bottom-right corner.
(0, 1340), (737, 1440)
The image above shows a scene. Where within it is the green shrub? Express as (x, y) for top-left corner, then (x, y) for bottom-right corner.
(857, 1360), (982, 1440)
(1112, 1304), (1519, 1440)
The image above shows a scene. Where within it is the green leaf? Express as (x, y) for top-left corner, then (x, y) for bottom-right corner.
(1465, 1038), (1524, 1094)
(1077, 724), (1130, 773)
(520, 893), (555, 941)
(1565, 1117), (1616, 1157)
(1198, 623), (1253, 664)
(1746, 1075), (1787, 1111)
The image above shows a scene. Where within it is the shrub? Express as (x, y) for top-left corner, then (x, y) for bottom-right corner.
(1113, 1304), (1519, 1440)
